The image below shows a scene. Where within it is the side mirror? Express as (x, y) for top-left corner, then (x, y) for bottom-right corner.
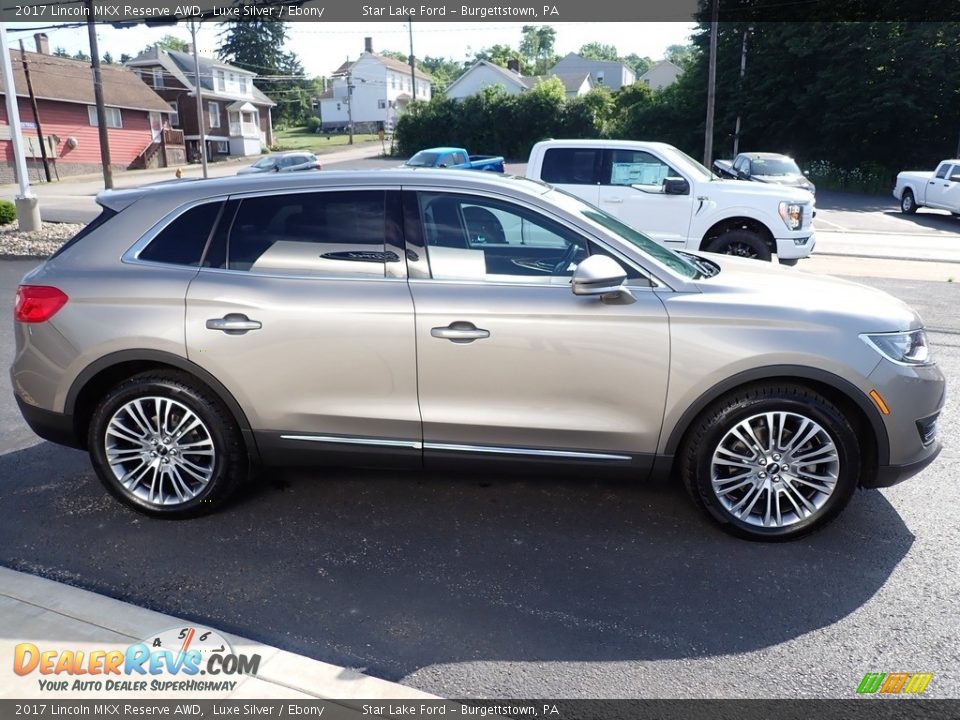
(664, 177), (690, 195)
(737, 170), (749, 179)
(571, 255), (628, 296)
(438, 163), (448, 168)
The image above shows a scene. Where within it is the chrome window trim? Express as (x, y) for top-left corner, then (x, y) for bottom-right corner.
(399, 183), (685, 291)
(196, 266), (408, 283)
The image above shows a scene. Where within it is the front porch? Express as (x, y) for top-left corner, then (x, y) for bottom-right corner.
(227, 101), (264, 156)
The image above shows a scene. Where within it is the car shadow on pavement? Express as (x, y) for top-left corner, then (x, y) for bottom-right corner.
(0, 441), (914, 682)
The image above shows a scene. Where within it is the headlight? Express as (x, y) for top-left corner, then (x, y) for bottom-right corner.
(861, 329), (934, 366)
(778, 201), (803, 230)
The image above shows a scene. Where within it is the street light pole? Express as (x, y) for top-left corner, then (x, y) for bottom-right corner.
(703, 0), (719, 168)
(190, 20), (208, 178)
(732, 27), (753, 157)
(86, 0), (113, 189)
(0, 21), (41, 230)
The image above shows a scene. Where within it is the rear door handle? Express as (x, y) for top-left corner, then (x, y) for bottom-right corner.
(206, 314), (262, 335)
(431, 322), (490, 343)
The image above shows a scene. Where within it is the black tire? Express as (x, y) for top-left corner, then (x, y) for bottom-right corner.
(679, 383), (860, 541)
(900, 190), (918, 214)
(88, 370), (247, 518)
(705, 230), (773, 261)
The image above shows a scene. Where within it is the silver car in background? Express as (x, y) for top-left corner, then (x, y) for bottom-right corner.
(10, 170), (944, 540)
(236, 151), (321, 175)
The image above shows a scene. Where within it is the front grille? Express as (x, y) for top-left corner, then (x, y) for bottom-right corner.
(917, 413), (940, 447)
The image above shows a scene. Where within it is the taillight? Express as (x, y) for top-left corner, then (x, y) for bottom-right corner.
(14, 285), (68, 323)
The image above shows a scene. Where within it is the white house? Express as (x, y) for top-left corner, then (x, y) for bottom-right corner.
(445, 59), (592, 100)
(639, 60), (683, 90)
(319, 38), (432, 132)
(548, 53), (636, 91)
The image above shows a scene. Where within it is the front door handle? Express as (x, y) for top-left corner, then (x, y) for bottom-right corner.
(206, 314), (262, 335)
(431, 322), (490, 344)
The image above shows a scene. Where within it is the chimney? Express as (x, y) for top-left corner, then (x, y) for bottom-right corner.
(364, 37), (373, 54)
(507, 58), (520, 74)
(34, 33), (49, 55)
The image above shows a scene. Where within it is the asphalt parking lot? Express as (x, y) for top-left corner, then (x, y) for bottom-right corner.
(1, 253), (958, 698)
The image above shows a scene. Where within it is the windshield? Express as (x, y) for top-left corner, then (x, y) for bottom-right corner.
(672, 148), (717, 180)
(751, 157), (802, 176)
(545, 188), (701, 279)
(253, 157), (275, 169)
(406, 151), (440, 167)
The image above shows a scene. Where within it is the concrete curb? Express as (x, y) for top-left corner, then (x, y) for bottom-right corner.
(0, 566), (434, 700)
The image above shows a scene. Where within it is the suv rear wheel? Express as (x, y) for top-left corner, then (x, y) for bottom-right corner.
(680, 383), (860, 540)
(88, 371), (247, 517)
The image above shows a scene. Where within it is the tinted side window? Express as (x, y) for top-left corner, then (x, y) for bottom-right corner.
(139, 201), (223, 266)
(540, 148), (601, 184)
(935, 163), (950, 179)
(452, 152), (467, 165)
(226, 191), (390, 277)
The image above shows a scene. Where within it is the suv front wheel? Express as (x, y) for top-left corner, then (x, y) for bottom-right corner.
(88, 370), (247, 517)
(680, 383), (860, 540)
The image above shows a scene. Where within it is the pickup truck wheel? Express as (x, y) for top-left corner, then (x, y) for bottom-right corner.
(900, 190), (918, 214)
(706, 230), (772, 262)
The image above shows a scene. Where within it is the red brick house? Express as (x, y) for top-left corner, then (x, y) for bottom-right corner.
(0, 34), (178, 183)
(126, 47), (275, 161)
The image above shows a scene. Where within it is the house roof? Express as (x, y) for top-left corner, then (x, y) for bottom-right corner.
(638, 59), (683, 80)
(0, 50), (173, 113)
(445, 60), (526, 96)
(333, 53), (432, 82)
(127, 47), (275, 107)
(549, 52), (634, 77)
(521, 73), (593, 93)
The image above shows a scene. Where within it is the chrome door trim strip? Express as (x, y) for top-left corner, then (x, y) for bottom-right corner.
(280, 435), (423, 450)
(423, 442), (632, 461)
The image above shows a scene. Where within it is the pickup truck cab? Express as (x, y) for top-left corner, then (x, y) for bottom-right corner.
(714, 152), (816, 195)
(894, 160), (960, 215)
(526, 139), (816, 263)
(406, 146), (505, 173)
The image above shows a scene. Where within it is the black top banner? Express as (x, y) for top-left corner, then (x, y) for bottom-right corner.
(3, 0), (960, 24)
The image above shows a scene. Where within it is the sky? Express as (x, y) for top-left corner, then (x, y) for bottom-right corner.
(4, 21), (697, 78)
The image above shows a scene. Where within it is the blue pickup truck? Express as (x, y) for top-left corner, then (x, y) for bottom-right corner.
(404, 146), (505, 173)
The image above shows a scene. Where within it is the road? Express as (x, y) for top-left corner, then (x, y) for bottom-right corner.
(0, 256), (957, 698)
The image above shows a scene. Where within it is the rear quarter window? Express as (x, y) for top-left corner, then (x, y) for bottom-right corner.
(138, 201), (224, 266)
(540, 148), (601, 185)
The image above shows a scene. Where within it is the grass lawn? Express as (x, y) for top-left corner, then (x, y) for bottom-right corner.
(272, 127), (383, 153)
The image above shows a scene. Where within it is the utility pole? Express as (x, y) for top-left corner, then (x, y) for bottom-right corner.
(346, 64), (354, 145)
(703, 0), (719, 168)
(408, 18), (416, 101)
(19, 40), (51, 183)
(0, 22), (41, 230)
(732, 27), (753, 158)
(190, 21), (208, 178)
(85, 0), (113, 189)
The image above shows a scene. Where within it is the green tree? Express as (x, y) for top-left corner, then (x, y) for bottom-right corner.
(143, 34), (189, 54)
(53, 47), (69, 58)
(472, 44), (528, 74)
(101, 51), (114, 65)
(119, 53), (132, 64)
(217, 1), (309, 126)
(578, 42), (619, 62)
(519, 25), (557, 74)
(72, 50), (90, 62)
(664, 43), (696, 68)
(623, 53), (654, 76)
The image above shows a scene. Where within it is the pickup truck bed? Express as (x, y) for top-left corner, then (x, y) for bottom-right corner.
(405, 146), (505, 173)
(894, 160), (960, 214)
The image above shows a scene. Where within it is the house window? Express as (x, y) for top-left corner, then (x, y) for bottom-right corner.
(215, 70), (225, 92)
(239, 76), (249, 94)
(391, 74), (396, 89)
(152, 68), (164, 89)
(377, 99), (387, 109)
(168, 101), (179, 126)
(596, 71), (605, 85)
(208, 102), (220, 128)
(87, 106), (122, 128)
(216, 141), (229, 153)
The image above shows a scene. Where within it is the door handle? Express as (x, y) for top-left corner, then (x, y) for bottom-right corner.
(602, 197), (624, 204)
(431, 322), (490, 343)
(206, 314), (262, 335)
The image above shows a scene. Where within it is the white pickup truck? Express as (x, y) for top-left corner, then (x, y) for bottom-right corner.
(894, 159), (960, 215)
(526, 139), (816, 264)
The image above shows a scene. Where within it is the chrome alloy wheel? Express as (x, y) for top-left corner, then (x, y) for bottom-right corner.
(710, 411), (840, 528)
(104, 397), (216, 506)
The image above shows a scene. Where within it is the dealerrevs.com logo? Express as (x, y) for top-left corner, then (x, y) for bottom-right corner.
(14, 626), (261, 693)
(856, 673), (934, 696)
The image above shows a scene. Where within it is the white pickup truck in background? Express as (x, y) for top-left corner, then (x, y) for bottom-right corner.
(894, 159), (960, 215)
(526, 139), (816, 264)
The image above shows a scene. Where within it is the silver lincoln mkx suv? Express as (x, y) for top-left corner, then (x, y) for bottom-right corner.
(11, 170), (944, 540)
